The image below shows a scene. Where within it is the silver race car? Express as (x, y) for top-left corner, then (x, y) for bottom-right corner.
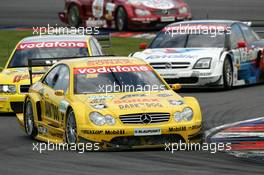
(132, 20), (264, 88)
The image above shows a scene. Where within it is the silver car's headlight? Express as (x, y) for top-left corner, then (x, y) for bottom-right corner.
(0, 85), (16, 93)
(193, 57), (212, 69)
(89, 112), (106, 126)
(173, 107), (193, 122)
(89, 112), (116, 126)
(135, 9), (151, 16)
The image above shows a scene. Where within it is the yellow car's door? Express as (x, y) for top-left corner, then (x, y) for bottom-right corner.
(40, 64), (69, 126)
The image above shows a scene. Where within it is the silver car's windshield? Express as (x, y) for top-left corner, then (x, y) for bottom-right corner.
(150, 32), (225, 48)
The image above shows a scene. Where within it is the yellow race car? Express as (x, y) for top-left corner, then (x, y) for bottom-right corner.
(0, 34), (104, 113)
(17, 56), (202, 149)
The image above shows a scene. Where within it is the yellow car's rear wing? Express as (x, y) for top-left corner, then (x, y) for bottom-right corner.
(27, 57), (82, 85)
(27, 55), (115, 85)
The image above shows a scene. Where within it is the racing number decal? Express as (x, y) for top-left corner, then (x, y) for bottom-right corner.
(87, 0), (107, 27)
(92, 0), (104, 18)
(241, 47), (257, 62)
(45, 101), (60, 121)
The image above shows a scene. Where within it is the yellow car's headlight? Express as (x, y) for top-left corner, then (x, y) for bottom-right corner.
(0, 85), (16, 93)
(105, 115), (116, 126)
(90, 112), (106, 126)
(174, 112), (183, 122)
(182, 107), (193, 121)
(173, 107), (193, 122)
(89, 112), (115, 126)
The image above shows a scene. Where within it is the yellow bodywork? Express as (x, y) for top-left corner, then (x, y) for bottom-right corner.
(0, 67), (44, 113)
(17, 57), (202, 149)
(0, 36), (93, 113)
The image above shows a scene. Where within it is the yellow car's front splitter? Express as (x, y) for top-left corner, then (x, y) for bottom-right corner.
(17, 113), (202, 151)
(78, 135), (173, 151)
(78, 123), (202, 150)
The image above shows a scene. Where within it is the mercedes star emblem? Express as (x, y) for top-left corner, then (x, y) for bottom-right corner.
(162, 9), (169, 15)
(140, 114), (152, 124)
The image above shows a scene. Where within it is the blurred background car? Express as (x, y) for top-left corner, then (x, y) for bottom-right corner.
(132, 20), (264, 89)
(58, 0), (192, 31)
(0, 34), (104, 113)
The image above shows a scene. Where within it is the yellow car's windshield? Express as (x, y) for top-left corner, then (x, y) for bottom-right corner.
(74, 65), (167, 94)
(8, 47), (88, 68)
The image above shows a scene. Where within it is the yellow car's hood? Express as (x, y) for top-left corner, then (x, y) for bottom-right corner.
(0, 67), (46, 85)
(77, 91), (185, 115)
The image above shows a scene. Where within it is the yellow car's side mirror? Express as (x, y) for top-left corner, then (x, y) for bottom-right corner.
(171, 84), (181, 91)
(54, 90), (64, 96)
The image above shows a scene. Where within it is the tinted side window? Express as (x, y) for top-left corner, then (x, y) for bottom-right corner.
(230, 24), (245, 49)
(240, 24), (259, 43)
(43, 66), (61, 88)
(53, 65), (70, 92)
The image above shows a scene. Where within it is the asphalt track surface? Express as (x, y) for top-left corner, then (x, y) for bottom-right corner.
(1, 0), (264, 175)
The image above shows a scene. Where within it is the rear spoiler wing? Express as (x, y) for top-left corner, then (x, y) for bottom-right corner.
(27, 55), (115, 85)
(203, 16), (264, 35)
(27, 57), (80, 85)
(94, 33), (112, 48)
(242, 20), (264, 34)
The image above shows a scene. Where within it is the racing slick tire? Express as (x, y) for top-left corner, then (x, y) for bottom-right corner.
(65, 109), (78, 144)
(68, 5), (82, 27)
(116, 7), (128, 31)
(223, 58), (233, 89)
(24, 100), (38, 139)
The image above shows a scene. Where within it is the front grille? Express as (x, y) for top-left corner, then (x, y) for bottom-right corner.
(153, 9), (177, 15)
(120, 113), (170, 124)
(10, 102), (23, 113)
(20, 85), (30, 93)
(150, 62), (190, 69)
(164, 77), (199, 84)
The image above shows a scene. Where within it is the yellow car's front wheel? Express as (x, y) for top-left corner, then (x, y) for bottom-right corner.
(24, 100), (38, 139)
(66, 109), (78, 144)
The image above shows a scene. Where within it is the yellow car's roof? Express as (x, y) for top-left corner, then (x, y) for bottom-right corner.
(61, 57), (148, 69)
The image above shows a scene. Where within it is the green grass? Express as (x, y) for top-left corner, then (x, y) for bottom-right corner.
(0, 30), (33, 67)
(105, 37), (150, 56)
(0, 30), (151, 68)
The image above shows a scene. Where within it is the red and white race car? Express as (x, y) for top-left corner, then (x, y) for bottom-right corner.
(58, 0), (192, 31)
